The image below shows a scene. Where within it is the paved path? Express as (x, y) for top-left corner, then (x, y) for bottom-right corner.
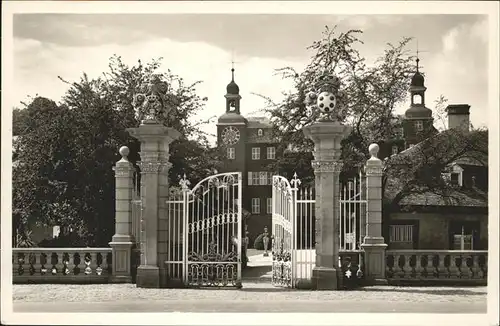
(13, 283), (487, 313)
(14, 299), (486, 313)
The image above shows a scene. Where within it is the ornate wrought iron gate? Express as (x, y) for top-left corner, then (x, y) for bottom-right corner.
(271, 174), (300, 287)
(182, 172), (243, 287)
(339, 171), (367, 252)
(269, 171), (367, 288)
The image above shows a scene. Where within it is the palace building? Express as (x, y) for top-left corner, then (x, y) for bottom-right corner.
(216, 68), (279, 242)
(216, 61), (488, 251)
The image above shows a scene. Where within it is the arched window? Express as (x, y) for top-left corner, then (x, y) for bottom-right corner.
(257, 129), (263, 136)
(413, 94), (422, 105)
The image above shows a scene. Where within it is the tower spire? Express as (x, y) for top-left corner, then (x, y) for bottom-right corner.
(416, 39), (420, 73)
(231, 62), (235, 81)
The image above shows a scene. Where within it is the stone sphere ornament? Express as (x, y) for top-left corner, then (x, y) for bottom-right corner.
(316, 91), (337, 113)
(368, 143), (380, 159)
(119, 146), (130, 158)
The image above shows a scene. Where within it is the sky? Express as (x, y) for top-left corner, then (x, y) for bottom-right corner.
(12, 13), (489, 142)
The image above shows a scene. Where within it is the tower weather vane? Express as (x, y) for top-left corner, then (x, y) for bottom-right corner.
(415, 39), (429, 72)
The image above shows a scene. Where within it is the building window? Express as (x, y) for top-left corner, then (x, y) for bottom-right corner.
(267, 198), (272, 214)
(267, 147), (276, 159)
(248, 172), (253, 185)
(260, 172), (268, 185)
(415, 121), (424, 131)
(395, 127), (404, 139)
(251, 198), (261, 214)
(389, 225), (413, 243)
(227, 147), (235, 160)
(252, 147), (261, 160)
(267, 172), (273, 185)
(453, 234), (473, 250)
(257, 129), (263, 136)
(391, 145), (398, 156)
(252, 172), (259, 185)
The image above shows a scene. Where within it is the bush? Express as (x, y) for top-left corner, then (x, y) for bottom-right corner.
(253, 232), (271, 250)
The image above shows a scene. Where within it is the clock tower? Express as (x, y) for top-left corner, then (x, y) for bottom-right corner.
(402, 57), (436, 148)
(217, 68), (248, 174)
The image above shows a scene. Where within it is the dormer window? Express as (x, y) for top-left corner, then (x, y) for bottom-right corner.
(443, 164), (464, 187)
(257, 129), (263, 136)
(415, 121), (423, 131)
(391, 145), (398, 156)
(395, 127), (404, 139)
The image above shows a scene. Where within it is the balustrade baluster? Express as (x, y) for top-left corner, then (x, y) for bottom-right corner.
(40, 253), (48, 275)
(84, 253), (92, 275)
(16, 252), (26, 276)
(415, 253), (424, 279)
(385, 254), (394, 279)
(28, 253), (36, 275)
(96, 253), (104, 276)
(449, 254), (460, 279)
(31, 252), (40, 276)
(90, 252), (98, 275)
(403, 255), (412, 279)
(67, 252), (75, 275)
(471, 254), (480, 279)
(437, 253), (448, 279)
(425, 254), (436, 279)
(394, 254), (404, 279)
(478, 254), (486, 279)
(461, 254), (472, 279)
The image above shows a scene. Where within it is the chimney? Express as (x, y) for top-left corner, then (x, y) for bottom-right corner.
(446, 104), (471, 132)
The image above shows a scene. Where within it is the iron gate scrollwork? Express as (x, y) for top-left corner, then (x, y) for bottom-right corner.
(271, 175), (299, 288)
(183, 172), (243, 287)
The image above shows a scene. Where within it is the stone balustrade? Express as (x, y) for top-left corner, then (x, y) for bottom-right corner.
(13, 248), (112, 284)
(386, 250), (487, 285)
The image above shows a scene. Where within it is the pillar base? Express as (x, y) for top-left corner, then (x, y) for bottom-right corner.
(109, 240), (133, 283)
(361, 240), (388, 283)
(111, 275), (133, 283)
(312, 267), (342, 290)
(136, 265), (160, 288)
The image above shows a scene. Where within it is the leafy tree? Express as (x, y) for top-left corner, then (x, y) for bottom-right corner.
(13, 56), (218, 247)
(257, 25), (487, 207)
(257, 27), (418, 178)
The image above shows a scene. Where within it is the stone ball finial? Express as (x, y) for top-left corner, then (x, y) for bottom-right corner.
(368, 143), (380, 159)
(119, 146), (130, 159)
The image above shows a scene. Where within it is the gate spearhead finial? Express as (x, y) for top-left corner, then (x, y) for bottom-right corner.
(179, 173), (191, 191)
(290, 172), (301, 189)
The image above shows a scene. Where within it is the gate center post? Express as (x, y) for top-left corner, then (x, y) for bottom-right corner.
(303, 73), (351, 290)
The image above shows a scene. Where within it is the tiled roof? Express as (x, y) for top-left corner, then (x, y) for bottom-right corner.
(246, 117), (272, 129)
(398, 189), (487, 207)
(384, 128), (488, 208)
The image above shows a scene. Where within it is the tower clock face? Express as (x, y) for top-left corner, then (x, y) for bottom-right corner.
(221, 126), (240, 145)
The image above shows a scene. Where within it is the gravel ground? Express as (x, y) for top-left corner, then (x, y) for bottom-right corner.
(13, 283), (487, 304)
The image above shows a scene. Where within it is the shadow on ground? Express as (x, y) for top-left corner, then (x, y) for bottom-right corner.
(358, 287), (486, 296)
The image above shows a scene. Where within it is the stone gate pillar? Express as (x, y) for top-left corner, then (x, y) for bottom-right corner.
(303, 73), (351, 290)
(361, 144), (388, 284)
(126, 75), (181, 288)
(109, 146), (135, 283)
